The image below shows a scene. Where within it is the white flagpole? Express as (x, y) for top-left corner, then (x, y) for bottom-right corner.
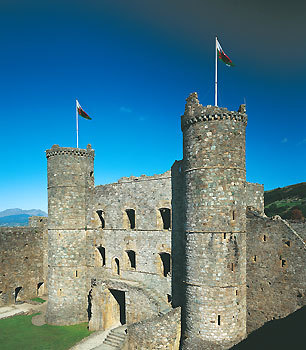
(76, 99), (79, 148)
(215, 36), (218, 106)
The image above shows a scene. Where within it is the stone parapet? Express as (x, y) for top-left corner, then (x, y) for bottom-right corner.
(46, 144), (95, 159)
(181, 92), (247, 132)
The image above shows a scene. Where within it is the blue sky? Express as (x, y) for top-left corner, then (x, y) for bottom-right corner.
(0, 0), (305, 212)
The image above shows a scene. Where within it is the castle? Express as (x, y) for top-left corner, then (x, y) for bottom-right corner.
(0, 93), (305, 349)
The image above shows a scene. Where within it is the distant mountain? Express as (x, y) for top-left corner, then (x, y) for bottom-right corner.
(0, 208), (47, 227)
(0, 208), (47, 218)
(264, 182), (306, 220)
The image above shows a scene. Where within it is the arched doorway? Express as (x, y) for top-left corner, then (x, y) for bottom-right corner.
(15, 286), (22, 303)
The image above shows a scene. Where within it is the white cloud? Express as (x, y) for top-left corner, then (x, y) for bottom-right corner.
(281, 137), (288, 143)
(297, 138), (306, 145)
(120, 106), (132, 113)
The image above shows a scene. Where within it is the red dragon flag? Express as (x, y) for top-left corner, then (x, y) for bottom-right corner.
(216, 39), (235, 67)
(76, 100), (92, 120)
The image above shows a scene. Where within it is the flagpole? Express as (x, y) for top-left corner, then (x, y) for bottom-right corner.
(76, 100), (79, 148)
(215, 36), (218, 106)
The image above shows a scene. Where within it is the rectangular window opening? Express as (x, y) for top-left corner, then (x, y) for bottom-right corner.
(223, 233), (226, 239)
(159, 208), (171, 230)
(126, 209), (135, 229)
(231, 263), (235, 272)
(217, 315), (221, 326)
(263, 235), (267, 242)
(75, 270), (78, 277)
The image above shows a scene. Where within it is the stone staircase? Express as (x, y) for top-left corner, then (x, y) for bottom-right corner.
(97, 325), (127, 349)
(141, 284), (171, 316)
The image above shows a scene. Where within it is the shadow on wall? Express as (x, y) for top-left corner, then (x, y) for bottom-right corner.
(171, 160), (188, 347)
(231, 306), (306, 350)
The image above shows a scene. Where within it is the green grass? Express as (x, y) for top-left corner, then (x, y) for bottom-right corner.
(0, 313), (92, 350)
(31, 297), (46, 303)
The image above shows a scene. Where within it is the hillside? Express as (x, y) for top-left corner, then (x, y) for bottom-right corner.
(264, 182), (306, 220)
(0, 209), (47, 227)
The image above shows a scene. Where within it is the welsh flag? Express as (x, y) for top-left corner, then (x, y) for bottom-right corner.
(76, 100), (92, 120)
(216, 39), (234, 67)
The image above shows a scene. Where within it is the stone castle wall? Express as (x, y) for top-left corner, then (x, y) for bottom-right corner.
(0, 224), (46, 306)
(246, 211), (306, 333)
(127, 307), (181, 350)
(246, 182), (264, 214)
(87, 172), (173, 329)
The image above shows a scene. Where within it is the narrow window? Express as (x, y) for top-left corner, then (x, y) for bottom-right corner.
(253, 255), (257, 262)
(126, 209), (135, 229)
(223, 233), (226, 239)
(126, 250), (136, 269)
(263, 235), (267, 242)
(96, 210), (105, 229)
(115, 258), (120, 275)
(231, 263), (235, 272)
(167, 294), (172, 303)
(236, 289), (238, 296)
(75, 270), (78, 277)
(159, 208), (171, 229)
(159, 253), (171, 277)
(97, 246), (106, 266)
(232, 210), (236, 221)
(217, 315), (221, 326)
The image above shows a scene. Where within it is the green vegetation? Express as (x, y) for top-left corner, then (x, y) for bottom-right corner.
(264, 182), (306, 220)
(30, 297), (46, 303)
(0, 313), (92, 350)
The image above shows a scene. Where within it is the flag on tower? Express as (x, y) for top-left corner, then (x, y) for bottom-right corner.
(76, 100), (92, 120)
(216, 39), (234, 67)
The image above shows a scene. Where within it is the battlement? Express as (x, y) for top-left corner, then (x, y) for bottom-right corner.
(181, 92), (247, 131)
(46, 144), (95, 159)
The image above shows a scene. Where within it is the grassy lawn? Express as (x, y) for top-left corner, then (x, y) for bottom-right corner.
(30, 297), (46, 303)
(0, 313), (92, 350)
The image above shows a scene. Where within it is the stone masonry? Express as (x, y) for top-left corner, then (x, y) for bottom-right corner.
(0, 93), (304, 349)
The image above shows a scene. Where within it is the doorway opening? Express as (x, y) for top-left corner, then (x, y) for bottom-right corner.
(159, 253), (171, 277)
(109, 289), (126, 325)
(37, 282), (44, 296)
(15, 286), (22, 302)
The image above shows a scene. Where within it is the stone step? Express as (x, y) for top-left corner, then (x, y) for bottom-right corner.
(107, 334), (125, 341)
(101, 325), (127, 350)
(103, 339), (121, 348)
(104, 337), (122, 345)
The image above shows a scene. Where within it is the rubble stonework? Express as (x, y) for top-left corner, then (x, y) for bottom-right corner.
(0, 93), (304, 349)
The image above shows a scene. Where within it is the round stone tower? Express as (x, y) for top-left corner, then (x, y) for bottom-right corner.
(45, 144), (94, 325)
(181, 93), (247, 349)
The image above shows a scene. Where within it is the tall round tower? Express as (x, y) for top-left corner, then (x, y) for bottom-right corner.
(181, 93), (247, 349)
(46, 144), (94, 325)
